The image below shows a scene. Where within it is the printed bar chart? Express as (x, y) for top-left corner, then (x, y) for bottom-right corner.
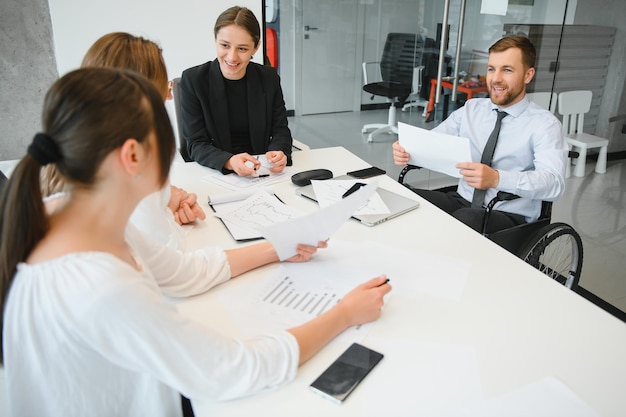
(262, 276), (339, 316)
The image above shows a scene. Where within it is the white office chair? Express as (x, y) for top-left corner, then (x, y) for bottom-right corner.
(401, 66), (428, 116)
(526, 91), (557, 114)
(557, 90), (609, 178)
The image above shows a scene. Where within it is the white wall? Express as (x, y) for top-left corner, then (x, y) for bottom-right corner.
(48, 0), (264, 79)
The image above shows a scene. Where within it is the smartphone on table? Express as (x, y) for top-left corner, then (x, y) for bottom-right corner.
(346, 166), (386, 179)
(309, 343), (384, 404)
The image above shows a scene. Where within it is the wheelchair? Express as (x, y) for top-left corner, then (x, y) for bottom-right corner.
(398, 165), (584, 290)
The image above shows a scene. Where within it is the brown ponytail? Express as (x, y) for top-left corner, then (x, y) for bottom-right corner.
(0, 67), (175, 364)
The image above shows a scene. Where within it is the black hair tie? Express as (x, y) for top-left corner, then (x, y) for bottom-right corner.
(27, 133), (62, 166)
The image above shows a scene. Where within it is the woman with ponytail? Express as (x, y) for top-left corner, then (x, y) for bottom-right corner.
(0, 68), (390, 417)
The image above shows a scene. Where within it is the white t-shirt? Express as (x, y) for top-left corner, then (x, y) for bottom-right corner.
(3, 230), (299, 417)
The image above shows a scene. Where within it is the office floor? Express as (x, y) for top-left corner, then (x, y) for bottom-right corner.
(288, 107), (626, 316)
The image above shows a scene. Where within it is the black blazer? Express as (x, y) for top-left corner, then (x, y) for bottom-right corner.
(180, 60), (293, 172)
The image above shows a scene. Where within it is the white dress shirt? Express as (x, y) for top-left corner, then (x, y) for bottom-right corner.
(434, 96), (568, 222)
(4, 229), (299, 417)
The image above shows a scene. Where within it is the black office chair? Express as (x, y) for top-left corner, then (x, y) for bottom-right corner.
(0, 169), (7, 196)
(398, 162), (583, 290)
(171, 77), (192, 162)
(361, 33), (424, 143)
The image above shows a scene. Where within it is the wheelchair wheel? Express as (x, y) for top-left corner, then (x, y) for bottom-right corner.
(518, 222), (583, 290)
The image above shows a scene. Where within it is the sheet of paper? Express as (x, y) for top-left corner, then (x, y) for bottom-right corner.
(208, 188), (278, 241)
(207, 187), (275, 205)
(210, 200), (264, 241)
(214, 238), (471, 344)
(378, 244), (470, 302)
(311, 178), (390, 215)
(398, 122), (471, 178)
(259, 183), (377, 260)
(215, 264), (373, 342)
(433, 376), (600, 417)
(293, 240), (470, 302)
(213, 191), (303, 237)
(203, 165), (297, 191)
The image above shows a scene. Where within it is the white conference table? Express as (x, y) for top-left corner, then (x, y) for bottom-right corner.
(2, 148), (625, 415)
(168, 147), (626, 417)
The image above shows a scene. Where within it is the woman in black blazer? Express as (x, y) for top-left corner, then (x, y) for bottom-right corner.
(180, 6), (293, 175)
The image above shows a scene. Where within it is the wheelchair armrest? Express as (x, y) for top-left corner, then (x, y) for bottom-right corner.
(398, 164), (421, 185)
(482, 191), (521, 235)
(486, 191), (520, 211)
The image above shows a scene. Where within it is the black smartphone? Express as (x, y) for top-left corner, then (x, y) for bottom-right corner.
(346, 166), (386, 179)
(309, 343), (384, 404)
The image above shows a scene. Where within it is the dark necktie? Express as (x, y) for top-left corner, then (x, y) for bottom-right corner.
(471, 110), (508, 208)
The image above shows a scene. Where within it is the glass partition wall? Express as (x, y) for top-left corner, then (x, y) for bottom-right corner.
(269, 0), (626, 312)
(270, 0), (623, 148)
(271, 1), (572, 117)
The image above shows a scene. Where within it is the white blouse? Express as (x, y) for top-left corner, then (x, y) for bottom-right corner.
(4, 230), (299, 417)
(130, 183), (186, 250)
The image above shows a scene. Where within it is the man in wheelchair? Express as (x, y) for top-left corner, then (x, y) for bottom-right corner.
(392, 35), (568, 234)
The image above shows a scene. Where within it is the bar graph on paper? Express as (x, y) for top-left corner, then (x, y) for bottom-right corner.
(261, 275), (341, 317)
(216, 263), (371, 339)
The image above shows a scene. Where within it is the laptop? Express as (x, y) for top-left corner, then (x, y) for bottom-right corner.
(295, 176), (419, 226)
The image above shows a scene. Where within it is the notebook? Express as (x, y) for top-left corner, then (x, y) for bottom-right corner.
(295, 176), (419, 226)
(208, 188), (282, 242)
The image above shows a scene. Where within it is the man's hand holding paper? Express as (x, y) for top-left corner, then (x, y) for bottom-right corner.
(397, 122), (471, 178)
(455, 162), (500, 190)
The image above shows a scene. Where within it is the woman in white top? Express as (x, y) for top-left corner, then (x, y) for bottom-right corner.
(42, 32), (205, 249)
(0, 68), (391, 417)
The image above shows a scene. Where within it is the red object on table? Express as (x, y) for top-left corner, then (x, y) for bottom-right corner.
(425, 78), (488, 119)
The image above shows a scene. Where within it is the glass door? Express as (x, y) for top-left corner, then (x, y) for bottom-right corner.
(299, 0), (359, 115)
(427, 0), (570, 124)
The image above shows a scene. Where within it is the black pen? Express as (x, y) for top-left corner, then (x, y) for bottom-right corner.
(258, 174), (270, 178)
(342, 182), (366, 198)
(378, 278), (390, 287)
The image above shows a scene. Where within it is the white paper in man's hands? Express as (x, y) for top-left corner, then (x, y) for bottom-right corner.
(259, 183), (377, 260)
(398, 122), (471, 178)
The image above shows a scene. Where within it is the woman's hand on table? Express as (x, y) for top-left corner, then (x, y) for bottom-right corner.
(168, 185), (206, 225)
